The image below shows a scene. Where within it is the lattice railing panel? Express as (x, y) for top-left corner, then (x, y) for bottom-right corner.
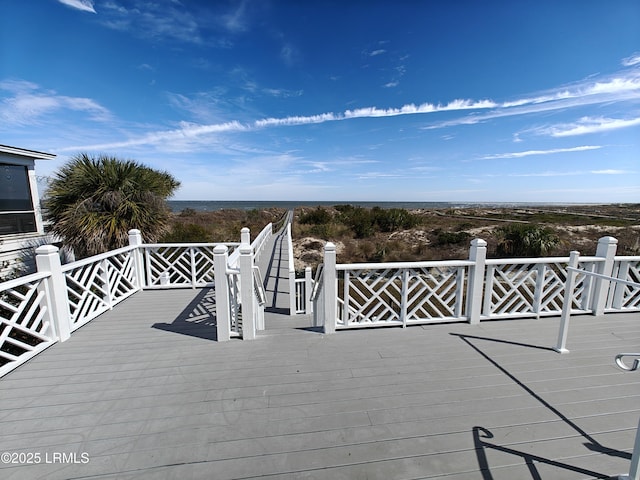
(64, 250), (139, 330)
(406, 266), (465, 321)
(0, 274), (56, 377)
(486, 263), (538, 316)
(572, 261), (596, 310)
(338, 265), (467, 327)
(485, 260), (595, 319)
(611, 259), (640, 310)
(144, 246), (217, 287)
(65, 262), (109, 328)
(192, 248), (216, 284)
(340, 269), (403, 326)
(105, 250), (138, 300)
(538, 263), (569, 312)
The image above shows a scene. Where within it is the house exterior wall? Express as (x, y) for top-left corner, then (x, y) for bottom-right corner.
(0, 146), (55, 279)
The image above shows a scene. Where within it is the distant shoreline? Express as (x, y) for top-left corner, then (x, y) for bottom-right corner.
(167, 200), (605, 213)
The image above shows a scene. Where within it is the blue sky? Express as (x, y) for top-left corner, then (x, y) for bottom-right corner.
(1, 0), (639, 202)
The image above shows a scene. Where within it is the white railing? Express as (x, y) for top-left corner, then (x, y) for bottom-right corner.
(293, 267), (313, 314)
(0, 226), (269, 377)
(62, 245), (141, 331)
(610, 256), (640, 311)
(251, 223), (273, 263)
(141, 243), (238, 288)
(0, 271), (56, 377)
(554, 256), (640, 354)
(286, 222), (297, 316)
(481, 256), (603, 320)
(314, 236), (639, 333)
(286, 210), (315, 316)
(311, 264), (325, 328)
(336, 260), (472, 328)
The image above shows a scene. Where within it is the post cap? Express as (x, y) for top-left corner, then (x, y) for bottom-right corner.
(470, 238), (487, 247)
(213, 245), (229, 254)
(35, 245), (59, 254)
(597, 236), (618, 244)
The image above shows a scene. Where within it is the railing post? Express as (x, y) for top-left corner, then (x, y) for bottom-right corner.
(305, 266), (313, 314)
(35, 245), (72, 342)
(591, 236), (618, 315)
(467, 239), (487, 325)
(323, 242), (337, 334)
(213, 245), (231, 342)
(400, 269), (409, 327)
(239, 243), (256, 340)
(128, 229), (145, 289)
(554, 250), (580, 354)
(241, 227), (251, 245)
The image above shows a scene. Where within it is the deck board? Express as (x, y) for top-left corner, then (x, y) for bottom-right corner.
(0, 286), (638, 479)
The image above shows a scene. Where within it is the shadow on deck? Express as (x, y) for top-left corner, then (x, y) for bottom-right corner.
(0, 284), (637, 479)
(151, 287), (218, 341)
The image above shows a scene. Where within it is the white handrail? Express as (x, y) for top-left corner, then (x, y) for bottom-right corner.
(60, 245), (138, 272)
(337, 259), (473, 270)
(555, 265), (640, 354)
(567, 266), (640, 288)
(0, 271), (50, 290)
(485, 255), (603, 266)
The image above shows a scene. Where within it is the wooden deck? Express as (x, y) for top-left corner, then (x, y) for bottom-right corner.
(1, 226), (639, 479)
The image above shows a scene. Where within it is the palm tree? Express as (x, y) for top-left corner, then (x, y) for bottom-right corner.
(496, 224), (559, 257)
(43, 153), (180, 258)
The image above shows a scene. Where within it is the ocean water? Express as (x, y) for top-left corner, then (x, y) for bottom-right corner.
(167, 200), (563, 213)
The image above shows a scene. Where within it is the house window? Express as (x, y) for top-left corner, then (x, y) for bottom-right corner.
(0, 163), (37, 234)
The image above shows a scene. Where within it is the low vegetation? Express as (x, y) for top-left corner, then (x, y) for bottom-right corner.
(292, 204), (640, 271)
(157, 203), (639, 273)
(161, 208), (286, 243)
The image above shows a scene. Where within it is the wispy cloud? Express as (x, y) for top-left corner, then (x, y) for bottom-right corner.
(424, 65), (640, 130)
(369, 49), (386, 56)
(0, 80), (111, 126)
(44, 57), (640, 153)
(57, 0), (96, 13)
(480, 145), (602, 159)
(280, 44), (300, 66)
(221, 0), (249, 32)
(255, 113), (337, 128)
(489, 169), (633, 178)
(58, 121), (247, 152)
(591, 169), (633, 175)
(101, 1), (203, 44)
(533, 116), (640, 137)
(622, 53), (640, 67)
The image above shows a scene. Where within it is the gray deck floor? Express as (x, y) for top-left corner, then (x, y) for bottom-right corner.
(1, 224), (639, 478)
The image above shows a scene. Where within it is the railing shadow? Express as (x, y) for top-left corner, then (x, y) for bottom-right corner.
(452, 333), (556, 352)
(451, 333), (630, 478)
(473, 426), (610, 479)
(152, 287), (218, 341)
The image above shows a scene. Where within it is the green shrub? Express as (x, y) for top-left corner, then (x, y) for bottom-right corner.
(435, 230), (471, 246)
(162, 223), (210, 243)
(372, 207), (419, 232)
(299, 207), (332, 225)
(496, 224), (559, 257)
